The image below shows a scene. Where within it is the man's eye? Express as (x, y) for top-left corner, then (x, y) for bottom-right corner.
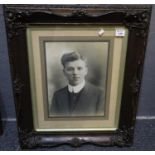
(78, 67), (82, 70)
(67, 68), (73, 71)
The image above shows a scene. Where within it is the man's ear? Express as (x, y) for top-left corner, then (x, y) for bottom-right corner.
(85, 66), (88, 75)
(63, 69), (66, 76)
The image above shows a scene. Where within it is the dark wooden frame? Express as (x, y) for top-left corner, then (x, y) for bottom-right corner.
(4, 4), (152, 149)
(0, 112), (2, 135)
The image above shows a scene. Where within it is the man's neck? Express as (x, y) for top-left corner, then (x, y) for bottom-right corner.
(68, 80), (85, 93)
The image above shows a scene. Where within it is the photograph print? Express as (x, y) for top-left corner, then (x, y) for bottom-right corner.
(44, 41), (109, 117)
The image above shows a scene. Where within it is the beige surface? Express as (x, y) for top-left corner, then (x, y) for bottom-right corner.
(27, 26), (128, 132)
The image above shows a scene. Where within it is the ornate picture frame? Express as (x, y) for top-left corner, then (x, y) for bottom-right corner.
(0, 114), (2, 135)
(4, 5), (151, 149)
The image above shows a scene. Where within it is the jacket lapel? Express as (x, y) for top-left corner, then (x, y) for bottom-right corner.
(60, 87), (70, 115)
(71, 83), (89, 114)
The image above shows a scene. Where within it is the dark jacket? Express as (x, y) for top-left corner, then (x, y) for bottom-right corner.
(50, 82), (104, 117)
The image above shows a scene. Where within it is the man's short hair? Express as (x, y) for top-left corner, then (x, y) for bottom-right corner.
(61, 52), (87, 67)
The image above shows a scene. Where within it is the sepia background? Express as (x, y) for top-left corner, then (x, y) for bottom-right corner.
(45, 41), (109, 107)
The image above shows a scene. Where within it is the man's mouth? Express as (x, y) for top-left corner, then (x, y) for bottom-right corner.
(73, 77), (80, 79)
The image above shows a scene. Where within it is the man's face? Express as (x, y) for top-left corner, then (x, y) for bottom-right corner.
(63, 59), (88, 86)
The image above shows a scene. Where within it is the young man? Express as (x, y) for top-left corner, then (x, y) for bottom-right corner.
(50, 52), (104, 117)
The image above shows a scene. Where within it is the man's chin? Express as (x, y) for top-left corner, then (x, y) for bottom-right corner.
(70, 81), (81, 86)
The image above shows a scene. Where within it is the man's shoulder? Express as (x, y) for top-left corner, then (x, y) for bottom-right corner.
(85, 82), (103, 94)
(54, 86), (68, 96)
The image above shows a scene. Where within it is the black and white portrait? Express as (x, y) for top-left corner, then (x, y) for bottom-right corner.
(45, 41), (109, 117)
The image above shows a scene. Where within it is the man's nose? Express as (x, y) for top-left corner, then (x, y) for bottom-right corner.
(73, 69), (78, 74)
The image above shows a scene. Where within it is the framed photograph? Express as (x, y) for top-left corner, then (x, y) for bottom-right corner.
(27, 26), (128, 129)
(4, 5), (151, 149)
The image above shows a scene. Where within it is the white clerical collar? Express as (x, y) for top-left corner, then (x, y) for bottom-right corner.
(68, 80), (85, 93)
